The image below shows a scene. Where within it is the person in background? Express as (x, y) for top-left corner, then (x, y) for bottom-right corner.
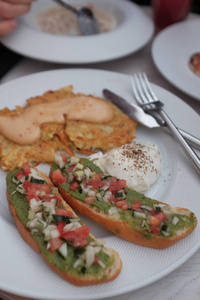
(0, 0), (35, 36)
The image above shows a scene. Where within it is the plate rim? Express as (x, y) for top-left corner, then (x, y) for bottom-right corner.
(0, 0), (154, 64)
(152, 18), (200, 101)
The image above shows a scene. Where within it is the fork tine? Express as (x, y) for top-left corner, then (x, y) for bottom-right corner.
(131, 73), (164, 110)
(131, 74), (153, 107)
(135, 74), (147, 104)
(130, 75), (145, 105)
(138, 73), (154, 104)
(140, 73), (164, 108)
(142, 73), (158, 101)
(134, 73), (155, 110)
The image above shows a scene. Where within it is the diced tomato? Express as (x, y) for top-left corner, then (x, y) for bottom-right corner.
(57, 222), (66, 234)
(81, 178), (87, 188)
(75, 226), (91, 237)
(26, 195), (40, 202)
(42, 195), (62, 206)
(67, 164), (76, 172)
(85, 196), (96, 204)
(61, 231), (88, 248)
(92, 173), (103, 181)
(23, 181), (50, 193)
(150, 209), (156, 216)
(150, 225), (160, 234)
(52, 169), (66, 184)
(150, 210), (168, 220)
(108, 182), (117, 192)
(93, 255), (100, 264)
(156, 212), (168, 222)
(15, 171), (25, 180)
(108, 179), (126, 192)
(49, 238), (63, 252)
(70, 181), (80, 191)
(108, 177), (118, 182)
(61, 226), (91, 248)
(22, 161), (31, 176)
(116, 179), (126, 190)
(60, 153), (67, 163)
(131, 200), (142, 210)
(22, 181), (30, 190)
(116, 200), (129, 210)
(23, 181), (51, 201)
(112, 197), (120, 203)
(56, 208), (73, 217)
(121, 203), (129, 210)
(150, 216), (161, 226)
(91, 173), (104, 189)
(106, 194), (115, 203)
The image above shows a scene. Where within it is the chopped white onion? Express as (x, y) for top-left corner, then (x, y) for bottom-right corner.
(98, 259), (106, 269)
(86, 246), (95, 268)
(141, 205), (152, 211)
(172, 216), (179, 225)
(50, 229), (60, 239)
(54, 154), (65, 169)
(108, 206), (119, 215)
(73, 258), (83, 269)
(87, 190), (96, 197)
(63, 223), (74, 232)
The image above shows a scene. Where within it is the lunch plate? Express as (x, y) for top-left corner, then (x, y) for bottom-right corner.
(0, 0), (154, 64)
(0, 69), (200, 300)
(152, 19), (200, 101)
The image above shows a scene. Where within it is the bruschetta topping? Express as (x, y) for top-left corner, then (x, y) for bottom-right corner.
(51, 154), (188, 238)
(11, 161), (110, 270)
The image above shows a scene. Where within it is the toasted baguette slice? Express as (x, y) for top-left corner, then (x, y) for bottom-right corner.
(6, 164), (122, 286)
(50, 155), (197, 250)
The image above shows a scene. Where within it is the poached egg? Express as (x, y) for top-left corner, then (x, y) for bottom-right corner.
(90, 141), (161, 192)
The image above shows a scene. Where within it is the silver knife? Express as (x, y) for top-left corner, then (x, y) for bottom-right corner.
(103, 89), (200, 150)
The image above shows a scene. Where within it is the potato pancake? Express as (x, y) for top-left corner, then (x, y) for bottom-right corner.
(65, 100), (137, 151)
(0, 86), (137, 170)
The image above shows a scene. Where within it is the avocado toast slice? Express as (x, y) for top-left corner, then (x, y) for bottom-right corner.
(6, 161), (122, 286)
(50, 154), (197, 249)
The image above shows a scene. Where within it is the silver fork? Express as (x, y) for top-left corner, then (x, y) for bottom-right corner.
(131, 73), (200, 175)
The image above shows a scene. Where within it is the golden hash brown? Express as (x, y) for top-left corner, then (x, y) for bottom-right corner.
(28, 88), (137, 151)
(26, 85), (76, 106)
(0, 134), (73, 171)
(0, 86), (76, 170)
(0, 86), (137, 170)
(65, 99), (137, 151)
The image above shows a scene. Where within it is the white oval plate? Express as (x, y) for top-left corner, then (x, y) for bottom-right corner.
(152, 19), (200, 101)
(0, 69), (200, 300)
(0, 0), (154, 64)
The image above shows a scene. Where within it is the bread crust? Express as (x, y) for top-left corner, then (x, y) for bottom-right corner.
(50, 171), (197, 250)
(6, 171), (122, 286)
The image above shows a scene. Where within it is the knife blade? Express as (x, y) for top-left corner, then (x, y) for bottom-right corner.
(103, 89), (200, 150)
(103, 89), (160, 128)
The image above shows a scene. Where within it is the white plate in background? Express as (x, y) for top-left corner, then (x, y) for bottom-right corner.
(0, 0), (154, 64)
(0, 69), (199, 299)
(152, 19), (200, 101)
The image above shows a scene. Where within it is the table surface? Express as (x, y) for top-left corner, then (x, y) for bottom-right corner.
(0, 6), (200, 300)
